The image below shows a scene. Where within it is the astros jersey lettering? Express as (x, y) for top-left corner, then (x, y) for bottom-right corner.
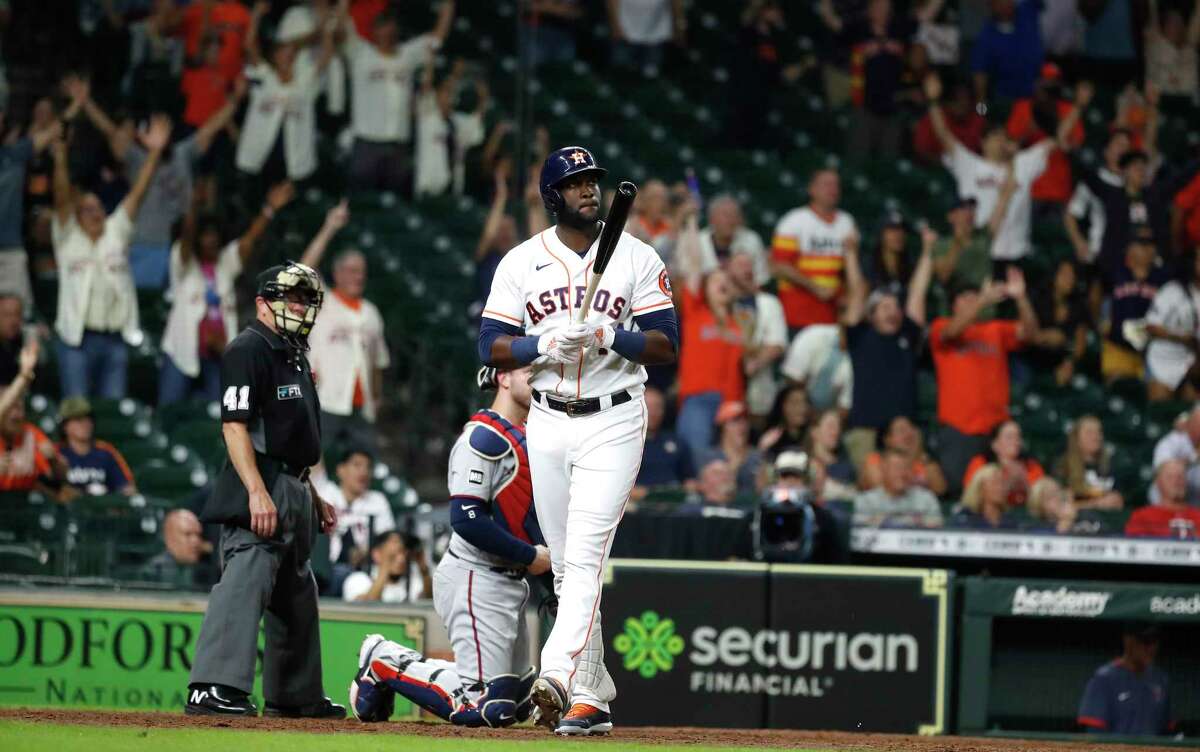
(482, 227), (673, 399)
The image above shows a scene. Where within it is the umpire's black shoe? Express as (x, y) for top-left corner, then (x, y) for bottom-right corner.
(185, 684), (258, 716)
(262, 697), (347, 719)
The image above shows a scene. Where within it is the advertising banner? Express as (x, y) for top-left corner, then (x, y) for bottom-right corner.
(0, 592), (424, 717)
(963, 578), (1200, 622)
(602, 560), (769, 728)
(602, 560), (951, 734)
(767, 566), (950, 734)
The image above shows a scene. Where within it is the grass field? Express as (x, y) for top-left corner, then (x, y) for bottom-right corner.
(0, 720), (834, 752)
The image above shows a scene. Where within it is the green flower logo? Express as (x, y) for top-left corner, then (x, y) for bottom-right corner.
(612, 610), (686, 678)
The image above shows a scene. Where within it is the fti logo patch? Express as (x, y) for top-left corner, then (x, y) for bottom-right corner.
(277, 385), (302, 400)
(613, 610), (685, 678)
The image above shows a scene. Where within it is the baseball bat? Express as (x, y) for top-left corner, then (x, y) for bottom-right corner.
(576, 181), (638, 324)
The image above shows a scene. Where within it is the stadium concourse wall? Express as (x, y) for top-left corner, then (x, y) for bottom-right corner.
(2, 569), (1200, 744)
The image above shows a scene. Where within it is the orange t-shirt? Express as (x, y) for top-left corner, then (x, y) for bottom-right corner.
(1006, 99), (1083, 204)
(181, 66), (232, 128)
(930, 318), (1021, 435)
(677, 287), (744, 403)
(962, 455), (1044, 505)
(1175, 172), (1200, 250)
(0, 424), (52, 491)
(179, 2), (252, 83)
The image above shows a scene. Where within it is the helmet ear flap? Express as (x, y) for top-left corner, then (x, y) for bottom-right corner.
(541, 186), (563, 215)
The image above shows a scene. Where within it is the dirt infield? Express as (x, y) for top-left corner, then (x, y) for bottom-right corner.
(0, 708), (1171, 751)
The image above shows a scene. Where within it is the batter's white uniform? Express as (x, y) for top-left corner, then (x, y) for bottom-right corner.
(482, 226), (674, 712)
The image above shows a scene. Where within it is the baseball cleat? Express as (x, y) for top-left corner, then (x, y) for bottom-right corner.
(350, 634), (394, 722)
(555, 703), (613, 736)
(184, 684), (257, 716)
(529, 676), (569, 730)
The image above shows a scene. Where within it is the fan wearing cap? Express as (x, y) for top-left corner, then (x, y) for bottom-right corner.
(1077, 623), (1174, 736)
(1102, 226), (1170, 385)
(55, 396), (136, 499)
(838, 218), (936, 471)
(696, 401), (764, 498)
(186, 260), (343, 719)
(932, 188), (1015, 320)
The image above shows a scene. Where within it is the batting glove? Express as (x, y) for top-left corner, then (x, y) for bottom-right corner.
(557, 323), (593, 347)
(587, 324), (616, 352)
(537, 331), (583, 365)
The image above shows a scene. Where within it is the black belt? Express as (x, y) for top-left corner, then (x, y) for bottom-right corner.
(446, 549), (525, 580)
(257, 453), (310, 482)
(532, 388), (632, 417)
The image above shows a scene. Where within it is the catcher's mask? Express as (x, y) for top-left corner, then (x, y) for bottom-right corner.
(256, 261), (324, 350)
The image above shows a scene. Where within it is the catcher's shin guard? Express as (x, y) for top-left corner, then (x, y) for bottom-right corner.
(449, 674), (525, 728)
(377, 656), (469, 722)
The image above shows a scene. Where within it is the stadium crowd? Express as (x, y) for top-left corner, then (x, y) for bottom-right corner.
(0, 0), (1199, 596)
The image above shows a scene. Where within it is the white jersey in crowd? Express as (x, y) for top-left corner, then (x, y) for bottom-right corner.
(1146, 281), (1200, 391)
(414, 92), (486, 197)
(161, 240), (240, 378)
(344, 31), (438, 143)
(307, 291), (391, 421)
(52, 204), (140, 347)
(236, 62), (320, 180)
(482, 226), (675, 399)
(944, 141), (1051, 261)
(314, 475), (396, 565)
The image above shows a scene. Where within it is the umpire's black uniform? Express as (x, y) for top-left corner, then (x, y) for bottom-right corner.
(187, 263), (339, 718)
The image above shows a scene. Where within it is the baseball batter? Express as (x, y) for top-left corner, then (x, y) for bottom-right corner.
(349, 364), (548, 727)
(478, 146), (679, 734)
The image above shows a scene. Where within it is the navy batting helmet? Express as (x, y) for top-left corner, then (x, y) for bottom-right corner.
(539, 146), (607, 214)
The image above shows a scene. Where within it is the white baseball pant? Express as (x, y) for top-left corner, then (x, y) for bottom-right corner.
(527, 392), (647, 712)
(433, 554), (532, 688)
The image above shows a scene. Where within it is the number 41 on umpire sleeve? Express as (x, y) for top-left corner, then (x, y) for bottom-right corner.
(223, 385), (250, 411)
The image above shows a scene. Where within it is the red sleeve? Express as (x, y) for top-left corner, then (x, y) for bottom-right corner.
(1006, 101), (1031, 140)
(1175, 173), (1200, 210)
(1027, 460), (1045, 484)
(178, 6), (201, 52)
(1077, 716), (1108, 730)
(961, 115), (985, 153)
(29, 427), (52, 475)
(913, 116), (941, 162)
(992, 320), (1021, 352)
(1124, 509), (1154, 536)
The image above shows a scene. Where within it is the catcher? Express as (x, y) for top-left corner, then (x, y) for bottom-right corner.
(350, 365), (551, 727)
